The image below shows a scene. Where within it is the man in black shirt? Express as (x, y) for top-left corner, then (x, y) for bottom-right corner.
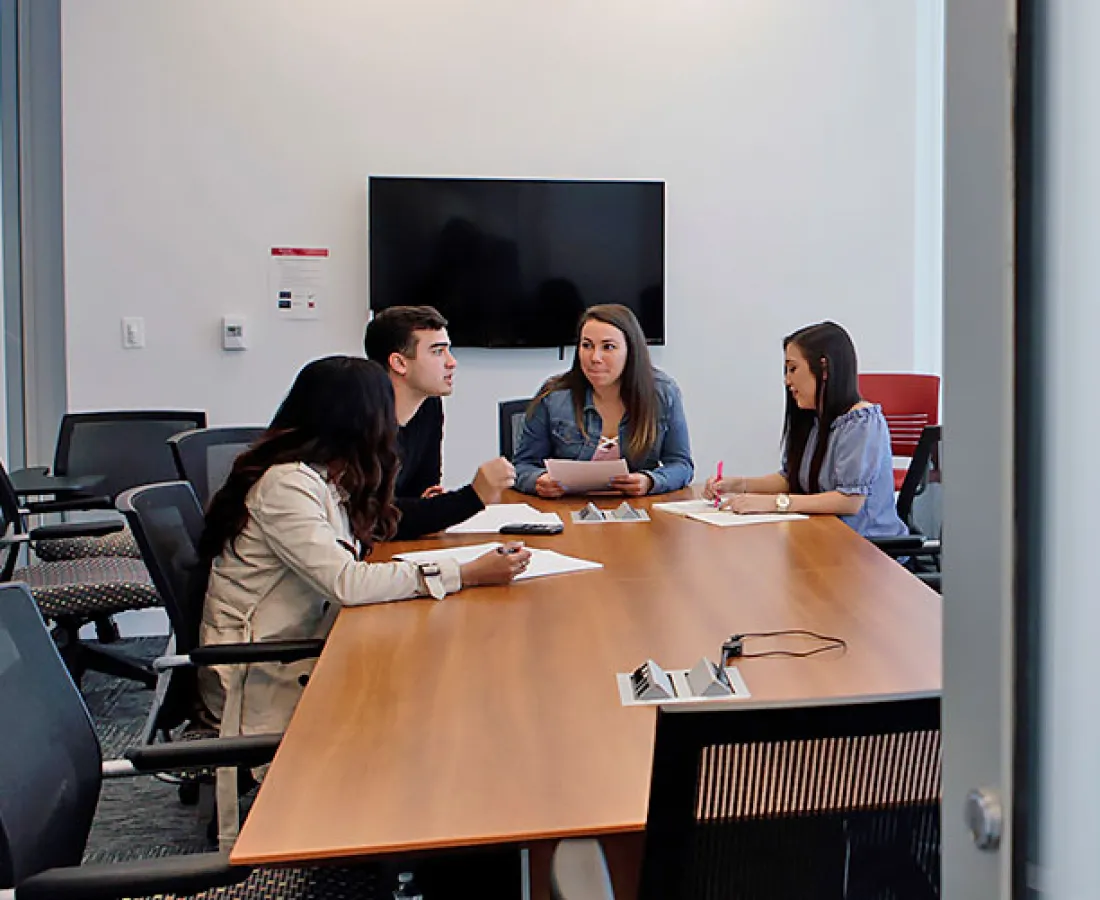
(365, 306), (516, 539)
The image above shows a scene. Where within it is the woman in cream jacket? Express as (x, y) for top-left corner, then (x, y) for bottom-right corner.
(197, 356), (529, 845)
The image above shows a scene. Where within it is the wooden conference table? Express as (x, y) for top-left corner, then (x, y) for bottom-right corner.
(231, 489), (941, 890)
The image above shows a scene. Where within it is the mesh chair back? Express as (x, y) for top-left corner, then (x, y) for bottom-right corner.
(0, 461), (28, 581)
(0, 583), (102, 887)
(639, 695), (941, 900)
(898, 426), (942, 541)
(169, 426), (264, 509)
(858, 374), (940, 458)
(498, 399), (531, 461)
(53, 411), (207, 501)
(116, 482), (207, 653)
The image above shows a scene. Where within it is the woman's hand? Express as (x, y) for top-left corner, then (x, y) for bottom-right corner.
(610, 472), (654, 496)
(703, 476), (730, 500)
(535, 472), (566, 498)
(720, 493), (777, 514)
(460, 543), (532, 586)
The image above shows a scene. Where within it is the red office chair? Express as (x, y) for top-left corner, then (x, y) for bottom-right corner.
(858, 374), (940, 491)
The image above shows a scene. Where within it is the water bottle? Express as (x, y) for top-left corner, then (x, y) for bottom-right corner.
(392, 870), (424, 900)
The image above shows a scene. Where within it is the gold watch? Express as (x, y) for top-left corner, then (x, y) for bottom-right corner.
(775, 493), (792, 513)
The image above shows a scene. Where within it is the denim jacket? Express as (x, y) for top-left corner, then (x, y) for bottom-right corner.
(513, 369), (694, 495)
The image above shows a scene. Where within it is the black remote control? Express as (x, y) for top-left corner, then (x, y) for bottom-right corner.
(498, 522), (564, 535)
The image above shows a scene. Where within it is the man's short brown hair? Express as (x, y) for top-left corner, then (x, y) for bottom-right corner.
(364, 306), (449, 363)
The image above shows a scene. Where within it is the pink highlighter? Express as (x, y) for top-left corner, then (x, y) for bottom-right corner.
(714, 461), (724, 508)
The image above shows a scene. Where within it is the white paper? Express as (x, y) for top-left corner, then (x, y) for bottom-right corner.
(394, 542), (602, 581)
(545, 458), (629, 493)
(651, 499), (718, 517)
(685, 511), (808, 528)
(445, 504), (564, 534)
(271, 247), (328, 320)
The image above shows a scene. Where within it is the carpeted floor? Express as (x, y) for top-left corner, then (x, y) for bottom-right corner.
(78, 637), (521, 899)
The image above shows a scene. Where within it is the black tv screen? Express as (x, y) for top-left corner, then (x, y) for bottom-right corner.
(368, 177), (665, 348)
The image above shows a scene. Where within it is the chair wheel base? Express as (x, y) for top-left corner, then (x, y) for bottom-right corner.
(178, 782), (201, 805)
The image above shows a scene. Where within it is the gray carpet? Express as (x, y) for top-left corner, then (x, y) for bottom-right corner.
(78, 637), (521, 899)
(82, 637), (215, 863)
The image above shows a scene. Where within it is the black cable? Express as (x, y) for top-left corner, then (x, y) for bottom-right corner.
(720, 630), (847, 666)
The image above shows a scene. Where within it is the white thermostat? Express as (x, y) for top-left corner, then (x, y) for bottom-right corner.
(222, 315), (247, 350)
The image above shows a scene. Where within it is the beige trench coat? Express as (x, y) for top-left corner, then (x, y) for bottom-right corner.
(199, 462), (462, 846)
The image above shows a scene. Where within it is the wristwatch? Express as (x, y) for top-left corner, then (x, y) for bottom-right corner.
(775, 493), (792, 514)
(417, 562), (446, 601)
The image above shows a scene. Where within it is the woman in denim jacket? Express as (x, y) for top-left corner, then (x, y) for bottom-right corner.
(514, 304), (694, 496)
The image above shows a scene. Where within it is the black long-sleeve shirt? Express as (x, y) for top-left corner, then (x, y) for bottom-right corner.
(392, 397), (483, 540)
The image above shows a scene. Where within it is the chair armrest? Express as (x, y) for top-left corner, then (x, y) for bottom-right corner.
(26, 496), (113, 514)
(868, 535), (926, 554)
(15, 465), (50, 477)
(29, 520), (124, 541)
(551, 839), (615, 900)
(187, 639), (325, 667)
(15, 850), (249, 900)
(123, 733), (281, 773)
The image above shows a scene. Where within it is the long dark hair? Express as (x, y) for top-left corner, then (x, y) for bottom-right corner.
(198, 356), (401, 564)
(533, 304), (659, 462)
(782, 322), (862, 494)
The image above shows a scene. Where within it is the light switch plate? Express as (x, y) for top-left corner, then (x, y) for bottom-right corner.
(121, 317), (145, 349)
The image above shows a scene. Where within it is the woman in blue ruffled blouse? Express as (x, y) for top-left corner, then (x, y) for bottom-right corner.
(704, 321), (906, 538)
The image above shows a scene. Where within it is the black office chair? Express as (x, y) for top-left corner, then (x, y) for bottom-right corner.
(551, 694), (942, 900)
(498, 398), (531, 461)
(871, 425), (942, 589)
(30, 410), (208, 562)
(117, 481), (322, 809)
(169, 426), (265, 509)
(0, 581), (392, 899)
(0, 459), (159, 687)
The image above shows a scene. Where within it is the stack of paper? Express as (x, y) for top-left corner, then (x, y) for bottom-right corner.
(395, 542), (602, 581)
(651, 498), (807, 527)
(445, 504), (564, 534)
(650, 499), (717, 517)
(685, 511), (808, 528)
(545, 458), (628, 493)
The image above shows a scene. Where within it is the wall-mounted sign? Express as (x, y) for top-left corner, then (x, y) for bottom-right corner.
(271, 247), (328, 320)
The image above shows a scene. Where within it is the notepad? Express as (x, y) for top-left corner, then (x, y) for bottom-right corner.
(445, 504), (564, 534)
(395, 542), (602, 581)
(685, 511), (808, 528)
(651, 498), (807, 527)
(651, 499), (718, 517)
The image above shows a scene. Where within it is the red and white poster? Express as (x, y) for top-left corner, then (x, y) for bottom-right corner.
(271, 247), (329, 320)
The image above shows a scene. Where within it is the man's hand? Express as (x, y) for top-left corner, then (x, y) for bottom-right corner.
(610, 472), (653, 497)
(420, 484), (445, 499)
(471, 457), (516, 505)
(534, 472), (566, 498)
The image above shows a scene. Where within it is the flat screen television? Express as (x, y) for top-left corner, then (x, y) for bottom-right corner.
(368, 177), (665, 348)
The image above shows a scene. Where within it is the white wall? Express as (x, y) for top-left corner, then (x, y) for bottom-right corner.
(61, 0), (920, 484)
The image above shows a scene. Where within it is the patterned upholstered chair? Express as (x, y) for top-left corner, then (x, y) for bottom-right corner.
(0, 459), (160, 687)
(30, 410), (207, 562)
